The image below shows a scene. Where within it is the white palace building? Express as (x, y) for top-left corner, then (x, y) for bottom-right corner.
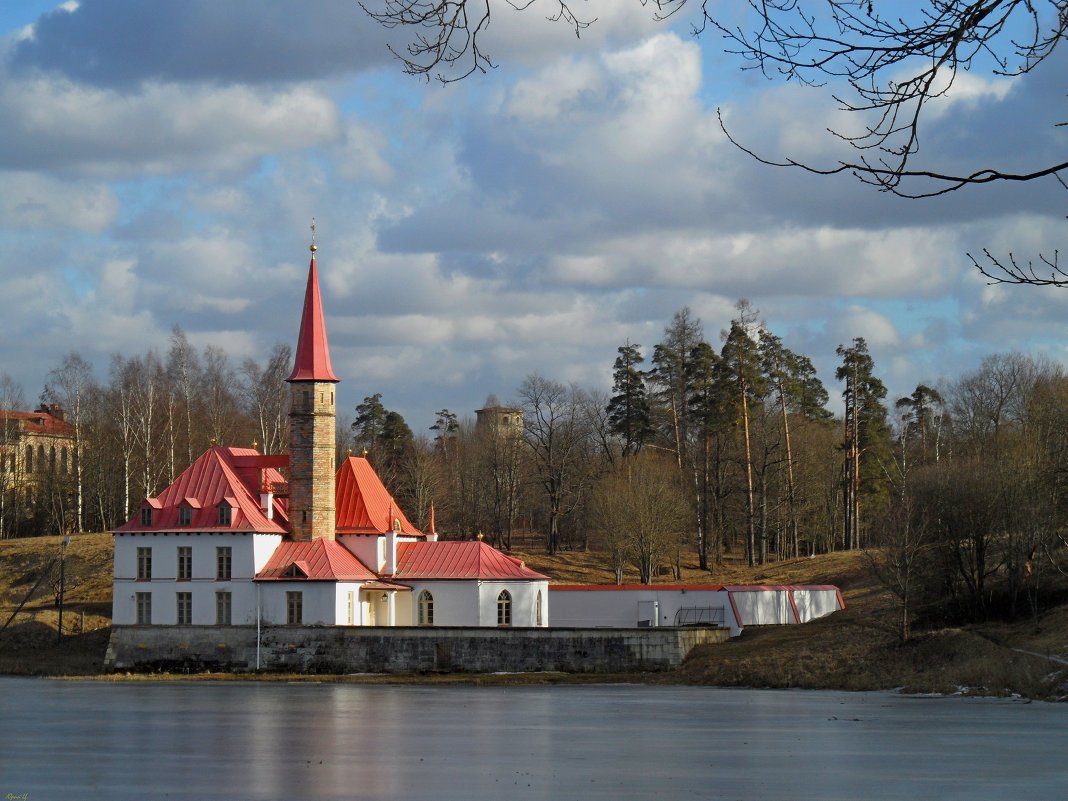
(107, 239), (841, 673)
(111, 243), (549, 634)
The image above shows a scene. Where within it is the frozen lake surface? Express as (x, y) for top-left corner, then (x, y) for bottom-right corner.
(2, 678), (1066, 800)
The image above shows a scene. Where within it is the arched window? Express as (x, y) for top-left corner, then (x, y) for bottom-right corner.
(535, 591), (543, 627)
(497, 590), (512, 627)
(25, 445), (32, 473)
(37, 445), (44, 472)
(60, 447), (68, 473)
(49, 446), (56, 472)
(418, 590), (434, 626)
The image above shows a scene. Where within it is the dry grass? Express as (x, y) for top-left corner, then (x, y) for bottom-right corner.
(3, 533), (1068, 698)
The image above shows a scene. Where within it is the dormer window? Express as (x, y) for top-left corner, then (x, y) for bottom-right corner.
(179, 506), (192, 527)
(218, 502), (233, 526)
(283, 561), (309, 579)
(141, 507), (152, 527)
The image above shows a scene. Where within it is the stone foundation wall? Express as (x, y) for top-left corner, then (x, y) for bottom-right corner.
(104, 625), (728, 674)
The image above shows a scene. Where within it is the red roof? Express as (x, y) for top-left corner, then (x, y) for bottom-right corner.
(287, 255), (339, 383)
(114, 446), (288, 534)
(257, 539), (378, 581)
(0, 409), (74, 437)
(394, 541), (548, 580)
(335, 456), (421, 535)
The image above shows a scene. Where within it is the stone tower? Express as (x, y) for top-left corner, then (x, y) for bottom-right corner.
(287, 241), (339, 541)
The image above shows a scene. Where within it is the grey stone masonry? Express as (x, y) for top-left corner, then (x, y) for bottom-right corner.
(105, 625), (729, 674)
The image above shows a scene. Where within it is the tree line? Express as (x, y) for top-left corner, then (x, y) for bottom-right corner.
(5, 307), (1068, 635)
(0, 326), (292, 538)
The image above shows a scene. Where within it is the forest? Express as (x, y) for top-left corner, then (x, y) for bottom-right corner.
(4, 302), (1068, 638)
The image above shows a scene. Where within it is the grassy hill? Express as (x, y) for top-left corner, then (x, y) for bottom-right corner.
(2, 533), (1067, 698)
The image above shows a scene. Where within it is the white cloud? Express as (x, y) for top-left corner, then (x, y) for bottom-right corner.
(0, 171), (117, 230)
(0, 75), (341, 176)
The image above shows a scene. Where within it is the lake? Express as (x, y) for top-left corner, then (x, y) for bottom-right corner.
(1, 678), (1065, 800)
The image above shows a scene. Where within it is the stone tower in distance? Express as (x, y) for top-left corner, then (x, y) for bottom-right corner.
(286, 234), (339, 541)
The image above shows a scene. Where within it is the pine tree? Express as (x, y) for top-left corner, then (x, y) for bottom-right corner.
(836, 338), (890, 549)
(719, 318), (766, 566)
(686, 341), (728, 570)
(606, 342), (652, 458)
(760, 331), (832, 559)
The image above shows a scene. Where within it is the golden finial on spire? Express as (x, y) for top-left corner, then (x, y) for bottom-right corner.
(310, 218), (318, 253)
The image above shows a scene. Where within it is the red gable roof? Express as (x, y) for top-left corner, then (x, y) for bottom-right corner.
(335, 456), (421, 535)
(287, 255), (339, 383)
(257, 539), (378, 581)
(115, 446), (288, 534)
(394, 541), (548, 580)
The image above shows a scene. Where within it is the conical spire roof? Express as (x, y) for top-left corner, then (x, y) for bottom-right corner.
(287, 252), (339, 383)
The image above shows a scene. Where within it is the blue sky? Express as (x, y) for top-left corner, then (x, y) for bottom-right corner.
(1, 0), (1066, 431)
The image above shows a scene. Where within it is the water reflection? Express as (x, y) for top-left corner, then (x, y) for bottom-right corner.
(3, 679), (1066, 801)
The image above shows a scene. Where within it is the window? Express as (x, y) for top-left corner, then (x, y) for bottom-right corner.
(25, 444), (32, 472)
(178, 506), (192, 527)
(218, 504), (232, 526)
(176, 592), (192, 625)
(536, 591), (543, 627)
(497, 590), (512, 626)
(140, 507), (152, 527)
(286, 591), (303, 625)
(60, 447), (68, 473)
(418, 590), (434, 626)
(137, 547), (152, 580)
(347, 591), (354, 626)
(136, 592), (152, 625)
(216, 546), (232, 580)
(216, 591), (231, 625)
(177, 546), (192, 580)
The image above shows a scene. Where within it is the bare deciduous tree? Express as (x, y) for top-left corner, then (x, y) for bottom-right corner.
(590, 455), (690, 584)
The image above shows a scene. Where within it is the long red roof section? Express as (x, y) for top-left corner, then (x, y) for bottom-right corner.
(257, 539), (378, 581)
(287, 255), (339, 383)
(394, 541), (548, 580)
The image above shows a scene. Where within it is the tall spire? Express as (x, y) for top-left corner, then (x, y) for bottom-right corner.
(287, 221), (339, 383)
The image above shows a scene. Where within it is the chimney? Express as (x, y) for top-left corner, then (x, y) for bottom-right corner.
(426, 503), (438, 542)
(384, 528), (397, 576)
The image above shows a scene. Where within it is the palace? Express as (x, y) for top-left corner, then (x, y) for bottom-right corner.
(111, 243), (548, 631)
(0, 404), (74, 495)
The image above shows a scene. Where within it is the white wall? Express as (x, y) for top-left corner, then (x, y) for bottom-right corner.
(478, 581), (549, 627)
(259, 581), (338, 625)
(337, 534), (380, 573)
(551, 587), (736, 633)
(393, 580), (549, 627)
(549, 585), (844, 636)
(401, 581), (481, 626)
(112, 532), (281, 625)
(788, 588), (843, 622)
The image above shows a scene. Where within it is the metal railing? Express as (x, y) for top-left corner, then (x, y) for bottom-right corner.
(673, 606), (726, 627)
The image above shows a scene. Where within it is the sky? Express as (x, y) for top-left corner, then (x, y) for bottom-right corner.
(1, 0), (1066, 434)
